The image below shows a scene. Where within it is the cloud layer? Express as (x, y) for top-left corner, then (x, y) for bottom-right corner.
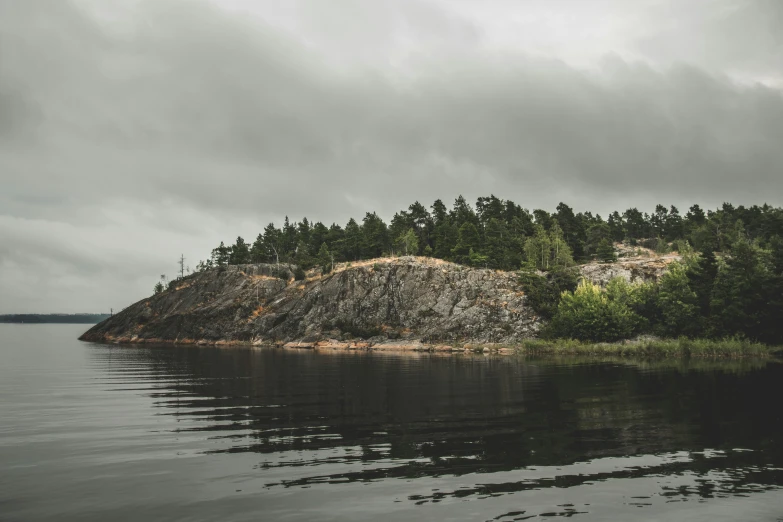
(2, 0), (782, 312)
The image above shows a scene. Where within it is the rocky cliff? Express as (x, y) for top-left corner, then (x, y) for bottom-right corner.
(80, 257), (543, 349)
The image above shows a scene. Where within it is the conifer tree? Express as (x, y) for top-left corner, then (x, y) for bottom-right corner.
(596, 239), (617, 263)
(451, 222), (481, 265)
(317, 243), (333, 274)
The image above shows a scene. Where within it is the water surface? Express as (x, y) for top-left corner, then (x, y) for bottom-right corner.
(1, 324), (782, 521)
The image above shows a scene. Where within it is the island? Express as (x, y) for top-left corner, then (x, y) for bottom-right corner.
(80, 196), (783, 357)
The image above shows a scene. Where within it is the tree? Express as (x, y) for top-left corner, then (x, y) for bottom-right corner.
(524, 222), (573, 270)
(396, 228), (419, 256)
(555, 202), (585, 260)
(432, 219), (458, 260)
(623, 208), (647, 242)
(484, 218), (510, 269)
(361, 212), (389, 258)
(211, 242), (230, 268)
(343, 218), (362, 261)
(452, 222), (481, 265)
(294, 239), (314, 269)
(519, 268), (579, 319)
(585, 222), (611, 258)
(317, 242), (333, 274)
(607, 211), (625, 242)
(309, 222), (329, 257)
(710, 236), (774, 340)
(651, 204), (669, 238)
(656, 262), (700, 337)
(469, 248), (489, 267)
(229, 236), (250, 265)
(281, 217), (298, 261)
(154, 281), (164, 295)
(450, 195), (479, 229)
(596, 239), (617, 263)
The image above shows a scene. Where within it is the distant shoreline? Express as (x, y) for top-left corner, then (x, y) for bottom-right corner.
(1, 314), (110, 324)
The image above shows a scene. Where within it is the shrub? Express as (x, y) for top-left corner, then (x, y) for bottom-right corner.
(294, 267), (306, 280)
(271, 267), (290, 280)
(549, 280), (644, 342)
(519, 268), (579, 319)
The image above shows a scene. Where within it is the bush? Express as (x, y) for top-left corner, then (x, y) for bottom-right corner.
(549, 280), (644, 342)
(519, 268), (579, 319)
(294, 267), (306, 281)
(270, 267), (290, 280)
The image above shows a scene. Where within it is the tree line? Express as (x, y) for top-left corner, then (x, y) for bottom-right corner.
(197, 196), (783, 273)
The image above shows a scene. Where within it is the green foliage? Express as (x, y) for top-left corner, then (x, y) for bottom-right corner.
(653, 238), (671, 254)
(395, 228), (419, 256)
(270, 267), (290, 280)
(211, 242), (230, 267)
(549, 281), (644, 342)
(596, 239), (617, 263)
(293, 266), (306, 281)
(317, 243), (333, 274)
(468, 248), (489, 267)
(585, 222), (611, 258)
(229, 236), (251, 265)
(516, 337), (771, 358)
(294, 239), (315, 270)
(656, 262), (700, 337)
(518, 268), (579, 319)
(361, 212), (390, 259)
(153, 281), (164, 295)
(523, 223), (574, 271)
(710, 236), (774, 340)
(451, 222), (481, 264)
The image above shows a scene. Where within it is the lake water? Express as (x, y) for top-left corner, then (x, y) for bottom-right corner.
(2, 325), (783, 521)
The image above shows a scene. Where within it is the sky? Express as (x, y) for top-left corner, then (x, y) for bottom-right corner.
(1, 0), (783, 313)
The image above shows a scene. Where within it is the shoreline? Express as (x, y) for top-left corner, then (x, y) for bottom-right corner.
(78, 335), (782, 359)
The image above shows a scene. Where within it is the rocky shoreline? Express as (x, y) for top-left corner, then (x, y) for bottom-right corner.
(80, 255), (677, 351)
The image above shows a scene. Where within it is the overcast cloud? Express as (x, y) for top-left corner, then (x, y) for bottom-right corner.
(1, 0), (782, 313)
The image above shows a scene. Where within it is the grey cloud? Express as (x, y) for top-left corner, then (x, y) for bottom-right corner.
(635, 0), (783, 79)
(1, 0), (783, 312)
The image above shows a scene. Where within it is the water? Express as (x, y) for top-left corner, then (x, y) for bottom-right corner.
(2, 325), (783, 521)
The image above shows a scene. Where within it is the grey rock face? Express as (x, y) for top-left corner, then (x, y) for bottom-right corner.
(80, 258), (543, 346)
(579, 255), (680, 286)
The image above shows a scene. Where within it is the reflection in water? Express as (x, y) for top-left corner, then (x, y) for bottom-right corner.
(2, 326), (782, 522)
(87, 345), (783, 518)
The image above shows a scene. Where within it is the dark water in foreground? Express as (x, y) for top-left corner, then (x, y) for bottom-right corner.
(2, 325), (783, 521)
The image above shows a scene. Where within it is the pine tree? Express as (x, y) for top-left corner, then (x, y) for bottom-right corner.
(451, 222), (481, 265)
(229, 236), (250, 265)
(211, 242), (230, 267)
(317, 243), (333, 274)
(343, 218), (362, 261)
(596, 239), (617, 263)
